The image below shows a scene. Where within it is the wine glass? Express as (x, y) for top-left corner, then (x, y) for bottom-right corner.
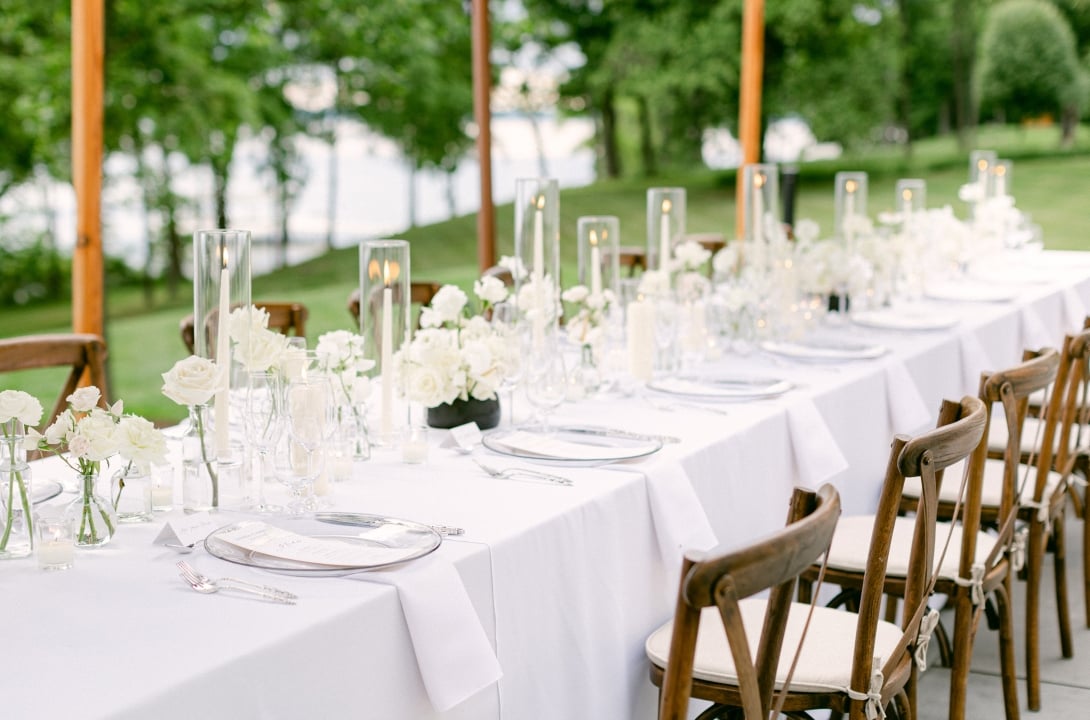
(281, 374), (334, 514)
(491, 301), (527, 427)
(524, 337), (567, 432)
(652, 293), (679, 375)
(243, 371), (282, 513)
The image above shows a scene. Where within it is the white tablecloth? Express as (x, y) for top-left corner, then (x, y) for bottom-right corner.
(5, 250), (1090, 720)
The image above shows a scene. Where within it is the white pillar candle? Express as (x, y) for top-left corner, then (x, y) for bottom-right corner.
(977, 160), (990, 199)
(380, 267), (394, 438)
(752, 174), (765, 269)
(843, 182), (856, 257)
(659, 200), (672, 271)
(994, 168), (1007, 198)
(626, 298), (655, 382)
(532, 196), (546, 352)
(214, 255), (231, 456)
(589, 230), (603, 296)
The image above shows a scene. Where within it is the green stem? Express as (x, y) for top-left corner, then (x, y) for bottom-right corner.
(194, 407), (219, 508)
(0, 461), (14, 551)
(113, 460), (133, 510)
(1, 430), (31, 552)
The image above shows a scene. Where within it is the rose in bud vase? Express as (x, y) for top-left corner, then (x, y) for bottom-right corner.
(161, 355), (223, 510)
(0, 390), (44, 558)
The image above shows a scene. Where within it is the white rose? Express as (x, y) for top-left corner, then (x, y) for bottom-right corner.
(71, 409), (118, 461)
(712, 246), (738, 276)
(404, 364), (448, 408)
(498, 255), (528, 280)
(461, 339), (495, 379)
(674, 240), (711, 270)
(418, 306), (443, 328)
(43, 410), (74, 446)
(0, 390), (44, 427)
(238, 326), (291, 373)
(162, 355), (223, 406)
(430, 285), (468, 323)
(461, 315), (491, 341)
(474, 275), (508, 305)
(562, 285), (590, 304)
(67, 386), (101, 413)
(115, 415), (168, 472)
(229, 305), (270, 344)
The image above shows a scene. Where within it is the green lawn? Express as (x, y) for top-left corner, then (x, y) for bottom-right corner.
(4, 125), (1089, 423)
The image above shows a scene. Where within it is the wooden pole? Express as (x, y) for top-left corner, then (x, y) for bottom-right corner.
(72, 0), (105, 338)
(735, 0), (765, 242)
(471, 0), (496, 272)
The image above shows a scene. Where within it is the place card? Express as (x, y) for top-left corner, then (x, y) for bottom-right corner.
(214, 521), (409, 567)
(440, 422), (482, 452)
(153, 512), (221, 548)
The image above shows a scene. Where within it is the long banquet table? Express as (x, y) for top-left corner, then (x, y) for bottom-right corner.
(6, 250), (1090, 720)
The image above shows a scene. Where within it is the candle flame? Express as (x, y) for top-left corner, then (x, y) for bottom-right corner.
(902, 188), (912, 202)
(536, 194), (545, 210)
(845, 179), (857, 193)
(383, 259), (400, 285)
(588, 229), (598, 247)
(977, 158), (989, 171)
(661, 198), (672, 214)
(994, 164), (1006, 176)
(754, 173), (766, 189)
(221, 248), (229, 269)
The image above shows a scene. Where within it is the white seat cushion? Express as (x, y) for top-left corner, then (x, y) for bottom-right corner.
(825, 515), (993, 580)
(988, 416), (1079, 456)
(645, 598), (902, 693)
(903, 457), (1065, 507)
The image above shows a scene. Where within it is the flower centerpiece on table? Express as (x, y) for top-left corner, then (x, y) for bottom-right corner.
(29, 386), (167, 547)
(316, 330), (375, 458)
(0, 390), (43, 557)
(396, 277), (517, 429)
(229, 305), (293, 373)
(561, 285), (616, 351)
(161, 354), (224, 508)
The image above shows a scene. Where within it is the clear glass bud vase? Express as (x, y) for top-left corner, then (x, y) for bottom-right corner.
(182, 404), (219, 512)
(65, 469), (117, 548)
(0, 419), (34, 558)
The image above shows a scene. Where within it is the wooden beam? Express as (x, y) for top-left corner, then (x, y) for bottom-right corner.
(735, 0), (765, 241)
(472, 0), (496, 272)
(72, 0), (105, 338)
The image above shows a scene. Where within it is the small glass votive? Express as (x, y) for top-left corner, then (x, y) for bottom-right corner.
(151, 464), (175, 512)
(36, 510), (76, 571)
(401, 425), (429, 464)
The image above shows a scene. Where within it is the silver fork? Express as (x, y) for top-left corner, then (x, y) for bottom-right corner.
(176, 561), (298, 605)
(472, 458), (573, 486)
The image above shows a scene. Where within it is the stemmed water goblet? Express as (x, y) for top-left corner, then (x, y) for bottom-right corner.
(652, 292), (679, 376)
(490, 301), (527, 427)
(282, 372), (334, 514)
(524, 335), (567, 432)
(243, 371), (282, 513)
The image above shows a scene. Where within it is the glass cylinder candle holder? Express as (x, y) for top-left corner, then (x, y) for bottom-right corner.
(646, 187), (685, 272)
(360, 239), (411, 445)
(193, 229), (252, 458)
(834, 172), (868, 255)
(992, 159), (1012, 198)
(969, 149), (997, 196)
(741, 164), (780, 272)
(514, 178), (561, 354)
(577, 216), (620, 298)
(895, 179), (926, 217)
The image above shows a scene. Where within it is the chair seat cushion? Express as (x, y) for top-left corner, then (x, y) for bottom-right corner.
(987, 416), (1078, 457)
(645, 598), (903, 693)
(903, 457), (1065, 507)
(825, 515), (993, 579)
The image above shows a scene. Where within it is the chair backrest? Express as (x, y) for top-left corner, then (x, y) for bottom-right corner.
(658, 484), (842, 720)
(0, 333), (109, 427)
(605, 246), (647, 277)
(1050, 328), (1090, 484)
(180, 301), (308, 355)
(347, 282), (443, 328)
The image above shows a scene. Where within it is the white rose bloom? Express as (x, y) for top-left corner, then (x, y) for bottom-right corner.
(498, 255), (528, 280)
(474, 275), (508, 305)
(793, 218), (820, 244)
(469, 374), (499, 401)
(638, 270), (670, 296)
(674, 241), (711, 270)
(430, 285), (468, 323)
(115, 415), (168, 471)
(71, 409), (118, 462)
(239, 326), (291, 373)
(24, 428), (42, 452)
(461, 315), (492, 341)
(585, 292), (606, 311)
(229, 305), (270, 344)
(161, 355), (223, 406)
(461, 339), (494, 379)
(0, 389), (44, 426)
(562, 285), (589, 304)
(67, 386), (101, 413)
(712, 246), (738, 276)
(405, 364), (448, 407)
(418, 306), (443, 328)
(43, 410), (74, 446)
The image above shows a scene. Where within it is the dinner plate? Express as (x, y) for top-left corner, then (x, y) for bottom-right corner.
(924, 282), (1016, 303)
(647, 375), (792, 401)
(760, 338), (887, 362)
(204, 515), (442, 577)
(31, 479), (63, 505)
(851, 308), (959, 332)
(482, 426), (663, 466)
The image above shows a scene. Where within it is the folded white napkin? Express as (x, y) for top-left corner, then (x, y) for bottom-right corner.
(884, 359), (932, 434)
(1020, 306), (1054, 351)
(959, 333), (993, 395)
(1063, 287), (1087, 333)
(353, 555), (502, 712)
(639, 459), (718, 565)
(786, 399), (849, 485)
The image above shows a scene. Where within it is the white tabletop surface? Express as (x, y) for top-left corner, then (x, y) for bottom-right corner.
(5, 249), (1090, 720)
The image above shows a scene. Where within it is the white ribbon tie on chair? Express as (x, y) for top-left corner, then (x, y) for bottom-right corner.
(844, 656), (886, 720)
(1020, 499), (1053, 536)
(914, 608), (941, 673)
(1008, 526), (1029, 573)
(954, 562), (986, 606)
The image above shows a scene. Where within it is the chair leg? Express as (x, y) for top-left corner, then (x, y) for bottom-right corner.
(1083, 488), (1090, 628)
(995, 577), (1022, 720)
(1026, 521), (1045, 711)
(894, 688), (913, 720)
(947, 591), (975, 720)
(1051, 512), (1074, 659)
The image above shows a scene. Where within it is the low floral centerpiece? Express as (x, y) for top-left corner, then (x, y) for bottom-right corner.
(396, 276), (517, 429)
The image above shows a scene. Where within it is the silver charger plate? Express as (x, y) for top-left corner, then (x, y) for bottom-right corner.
(482, 426), (663, 466)
(923, 282), (1016, 303)
(204, 514), (442, 577)
(31, 479), (63, 505)
(760, 338), (887, 362)
(851, 308), (959, 332)
(647, 375), (792, 401)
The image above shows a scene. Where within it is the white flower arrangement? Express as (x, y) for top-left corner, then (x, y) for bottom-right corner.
(396, 276), (518, 408)
(673, 240), (712, 273)
(229, 305), (292, 373)
(315, 330), (375, 406)
(561, 285), (616, 348)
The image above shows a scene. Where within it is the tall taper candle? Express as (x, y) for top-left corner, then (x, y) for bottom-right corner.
(214, 250), (231, 456)
(532, 195), (546, 351)
(381, 261), (394, 438)
(589, 230), (602, 296)
(659, 199), (672, 271)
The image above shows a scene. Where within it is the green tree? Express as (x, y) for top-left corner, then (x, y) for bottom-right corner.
(977, 0), (1085, 145)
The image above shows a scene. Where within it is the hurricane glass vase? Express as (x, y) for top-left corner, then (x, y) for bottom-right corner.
(65, 468), (117, 548)
(0, 420), (34, 558)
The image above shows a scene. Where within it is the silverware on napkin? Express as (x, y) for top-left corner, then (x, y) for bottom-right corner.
(176, 560), (297, 604)
(473, 459), (573, 487)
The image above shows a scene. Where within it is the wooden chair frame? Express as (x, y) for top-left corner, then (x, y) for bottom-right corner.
(0, 333), (109, 427)
(180, 301), (308, 355)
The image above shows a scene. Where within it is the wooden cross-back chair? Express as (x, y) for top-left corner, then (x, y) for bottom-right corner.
(0, 333), (109, 428)
(649, 395), (986, 720)
(605, 246), (647, 278)
(180, 301), (309, 355)
(346, 282), (442, 328)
